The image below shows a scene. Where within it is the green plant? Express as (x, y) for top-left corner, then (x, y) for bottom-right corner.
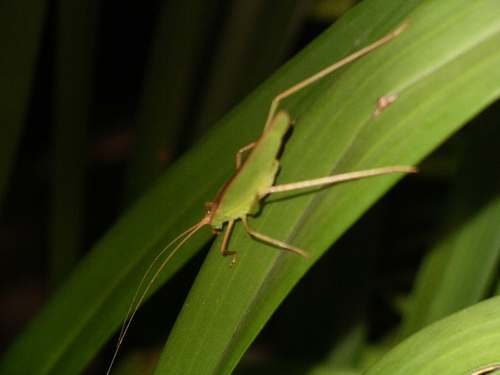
(1, 0), (500, 374)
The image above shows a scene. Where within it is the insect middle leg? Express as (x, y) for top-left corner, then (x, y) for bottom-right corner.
(235, 142), (256, 168)
(241, 216), (309, 259)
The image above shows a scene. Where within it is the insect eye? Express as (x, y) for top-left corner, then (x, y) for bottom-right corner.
(205, 202), (213, 215)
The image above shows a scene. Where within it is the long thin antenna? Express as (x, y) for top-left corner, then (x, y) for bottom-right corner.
(106, 218), (209, 375)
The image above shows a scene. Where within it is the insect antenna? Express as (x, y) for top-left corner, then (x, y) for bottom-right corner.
(106, 218), (209, 375)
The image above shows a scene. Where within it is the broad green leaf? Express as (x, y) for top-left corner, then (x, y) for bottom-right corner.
(364, 296), (500, 374)
(155, 0), (500, 374)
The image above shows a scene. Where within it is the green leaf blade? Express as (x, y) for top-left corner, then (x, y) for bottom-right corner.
(153, 0), (500, 374)
(364, 297), (500, 375)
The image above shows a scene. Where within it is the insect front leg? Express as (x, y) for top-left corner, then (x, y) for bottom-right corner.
(220, 219), (237, 266)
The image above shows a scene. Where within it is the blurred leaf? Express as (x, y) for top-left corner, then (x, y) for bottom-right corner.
(400, 105), (500, 338)
(124, 0), (221, 202)
(190, 0), (313, 139)
(50, 0), (99, 287)
(364, 296), (500, 374)
(0, 2), (48, 209)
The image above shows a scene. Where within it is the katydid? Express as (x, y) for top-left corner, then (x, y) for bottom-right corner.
(107, 21), (416, 373)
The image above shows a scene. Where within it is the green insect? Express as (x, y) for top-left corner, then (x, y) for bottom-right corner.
(107, 21), (416, 373)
